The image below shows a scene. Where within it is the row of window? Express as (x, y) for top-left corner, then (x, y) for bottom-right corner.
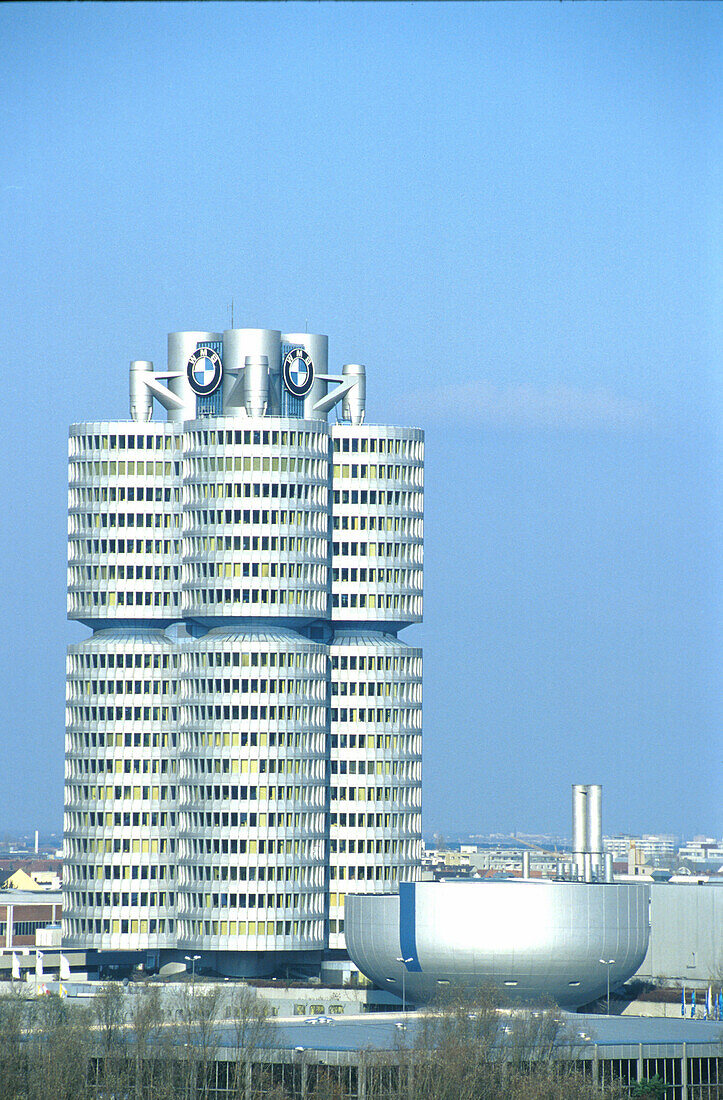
(186, 428), (325, 451)
(71, 512), (179, 531)
(65, 811), (175, 829)
(180, 731), (321, 749)
(185, 677), (323, 697)
(66, 917), (174, 935)
(187, 455), (327, 476)
(177, 918), (320, 939)
(330, 786), (417, 803)
(334, 489), (421, 508)
(68, 758), (173, 776)
(66, 728), (177, 745)
(70, 486), (178, 504)
(67, 708), (174, 727)
(328, 812), (419, 831)
(183, 704), (325, 722)
(330, 733), (421, 750)
(332, 708), (422, 726)
(71, 565), (178, 583)
(69, 651), (416, 672)
(178, 892), (316, 912)
(10, 921), (53, 937)
(67, 784), (176, 803)
(179, 816), (324, 844)
(70, 460), (177, 478)
(69, 537), (179, 557)
(66, 890), (172, 908)
(179, 832), (323, 856)
(70, 432), (179, 452)
(188, 650), (321, 668)
(179, 857), (317, 880)
(332, 463), (421, 483)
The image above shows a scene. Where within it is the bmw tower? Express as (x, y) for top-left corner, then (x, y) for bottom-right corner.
(64, 327), (423, 975)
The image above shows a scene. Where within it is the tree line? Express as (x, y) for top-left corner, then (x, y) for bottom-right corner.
(0, 982), (677, 1100)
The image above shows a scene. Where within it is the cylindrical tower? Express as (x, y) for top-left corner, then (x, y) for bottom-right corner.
(327, 631), (423, 952)
(175, 627), (328, 966)
(331, 425), (424, 630)
(65, 321), (425, 976)
(67, 422), (182, 628)
(63, 628), (179, 953)
(180, 418), (331, 625)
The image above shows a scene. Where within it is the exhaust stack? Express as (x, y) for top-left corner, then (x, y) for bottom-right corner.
(571, 783), (606, 882)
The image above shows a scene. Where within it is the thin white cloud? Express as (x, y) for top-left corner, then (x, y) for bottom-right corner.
(401, 380), (654, 430)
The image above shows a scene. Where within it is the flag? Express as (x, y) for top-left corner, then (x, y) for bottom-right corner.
(60, 954), (71, 981)
(706, 986), (713, 1019)
(11, 953), (20, 981)
(681, 987), (686, 1017)
(35, 952), (44, 981)
(691, 989), (696, 1018)
(718, 992), (723, 1022)
(58, 983), (66, 999)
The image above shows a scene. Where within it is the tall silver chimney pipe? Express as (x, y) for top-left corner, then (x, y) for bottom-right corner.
(587, 784), (603, 879)
(572, 784), (588, 880)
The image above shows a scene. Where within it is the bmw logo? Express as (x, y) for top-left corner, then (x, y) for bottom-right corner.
(187, 348), (223, 396)
(283, 348), (314, 398)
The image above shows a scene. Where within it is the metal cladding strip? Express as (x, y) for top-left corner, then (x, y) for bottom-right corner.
(398, 882), (422, 972)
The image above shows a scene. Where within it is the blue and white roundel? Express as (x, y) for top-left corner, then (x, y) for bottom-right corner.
(283, 348), (314, 398)
(187, 348), (223, 396)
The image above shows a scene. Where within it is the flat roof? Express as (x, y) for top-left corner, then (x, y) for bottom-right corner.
(0, 890), (62, 905)
(213, 1012), (723, 1054)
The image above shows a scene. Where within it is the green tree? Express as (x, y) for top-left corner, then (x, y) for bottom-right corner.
(631, 1077), (667, 1099)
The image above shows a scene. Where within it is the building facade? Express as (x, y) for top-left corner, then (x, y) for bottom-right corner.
(63, 328), (423, 972)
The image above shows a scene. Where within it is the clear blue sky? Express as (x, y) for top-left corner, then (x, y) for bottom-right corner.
(0, 2), (720, 840)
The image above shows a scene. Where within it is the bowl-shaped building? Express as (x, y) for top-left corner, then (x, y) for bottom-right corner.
(345, 880), (650, 1009)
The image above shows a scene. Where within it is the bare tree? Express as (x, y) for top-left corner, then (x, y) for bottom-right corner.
(0, 987), (33, 1100)
(27, 993), (94, 1100)
(226, 984), (273, 1100)
(365, 988), (625, 1100)
(126, 982), (178, 1100)
(175, 982), (222, 1100)
(92, 981), (128, 1099)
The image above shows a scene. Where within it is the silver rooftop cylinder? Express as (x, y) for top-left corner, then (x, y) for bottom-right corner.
(572, 784), (588, 878)
(342, 363), (366, 425)
(168, 331), (222, 422)
(244, 355), (269, 418)
(129, 361), (154, 422)
(223, 329), (281, 417)
(605, 852), (614, 883)
(283, 333), (329, 421)
(587, 783), (603, 875)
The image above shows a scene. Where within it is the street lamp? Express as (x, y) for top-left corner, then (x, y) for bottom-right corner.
(185, 954), (201, 991)
(396, 956), (414, 1014)
(599, 959), (615, 1015)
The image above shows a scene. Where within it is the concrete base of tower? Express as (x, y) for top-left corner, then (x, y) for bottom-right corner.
(83, 948), (327, 982)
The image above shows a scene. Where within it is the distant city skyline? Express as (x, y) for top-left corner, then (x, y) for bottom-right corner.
(0, 2), (719, 837)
